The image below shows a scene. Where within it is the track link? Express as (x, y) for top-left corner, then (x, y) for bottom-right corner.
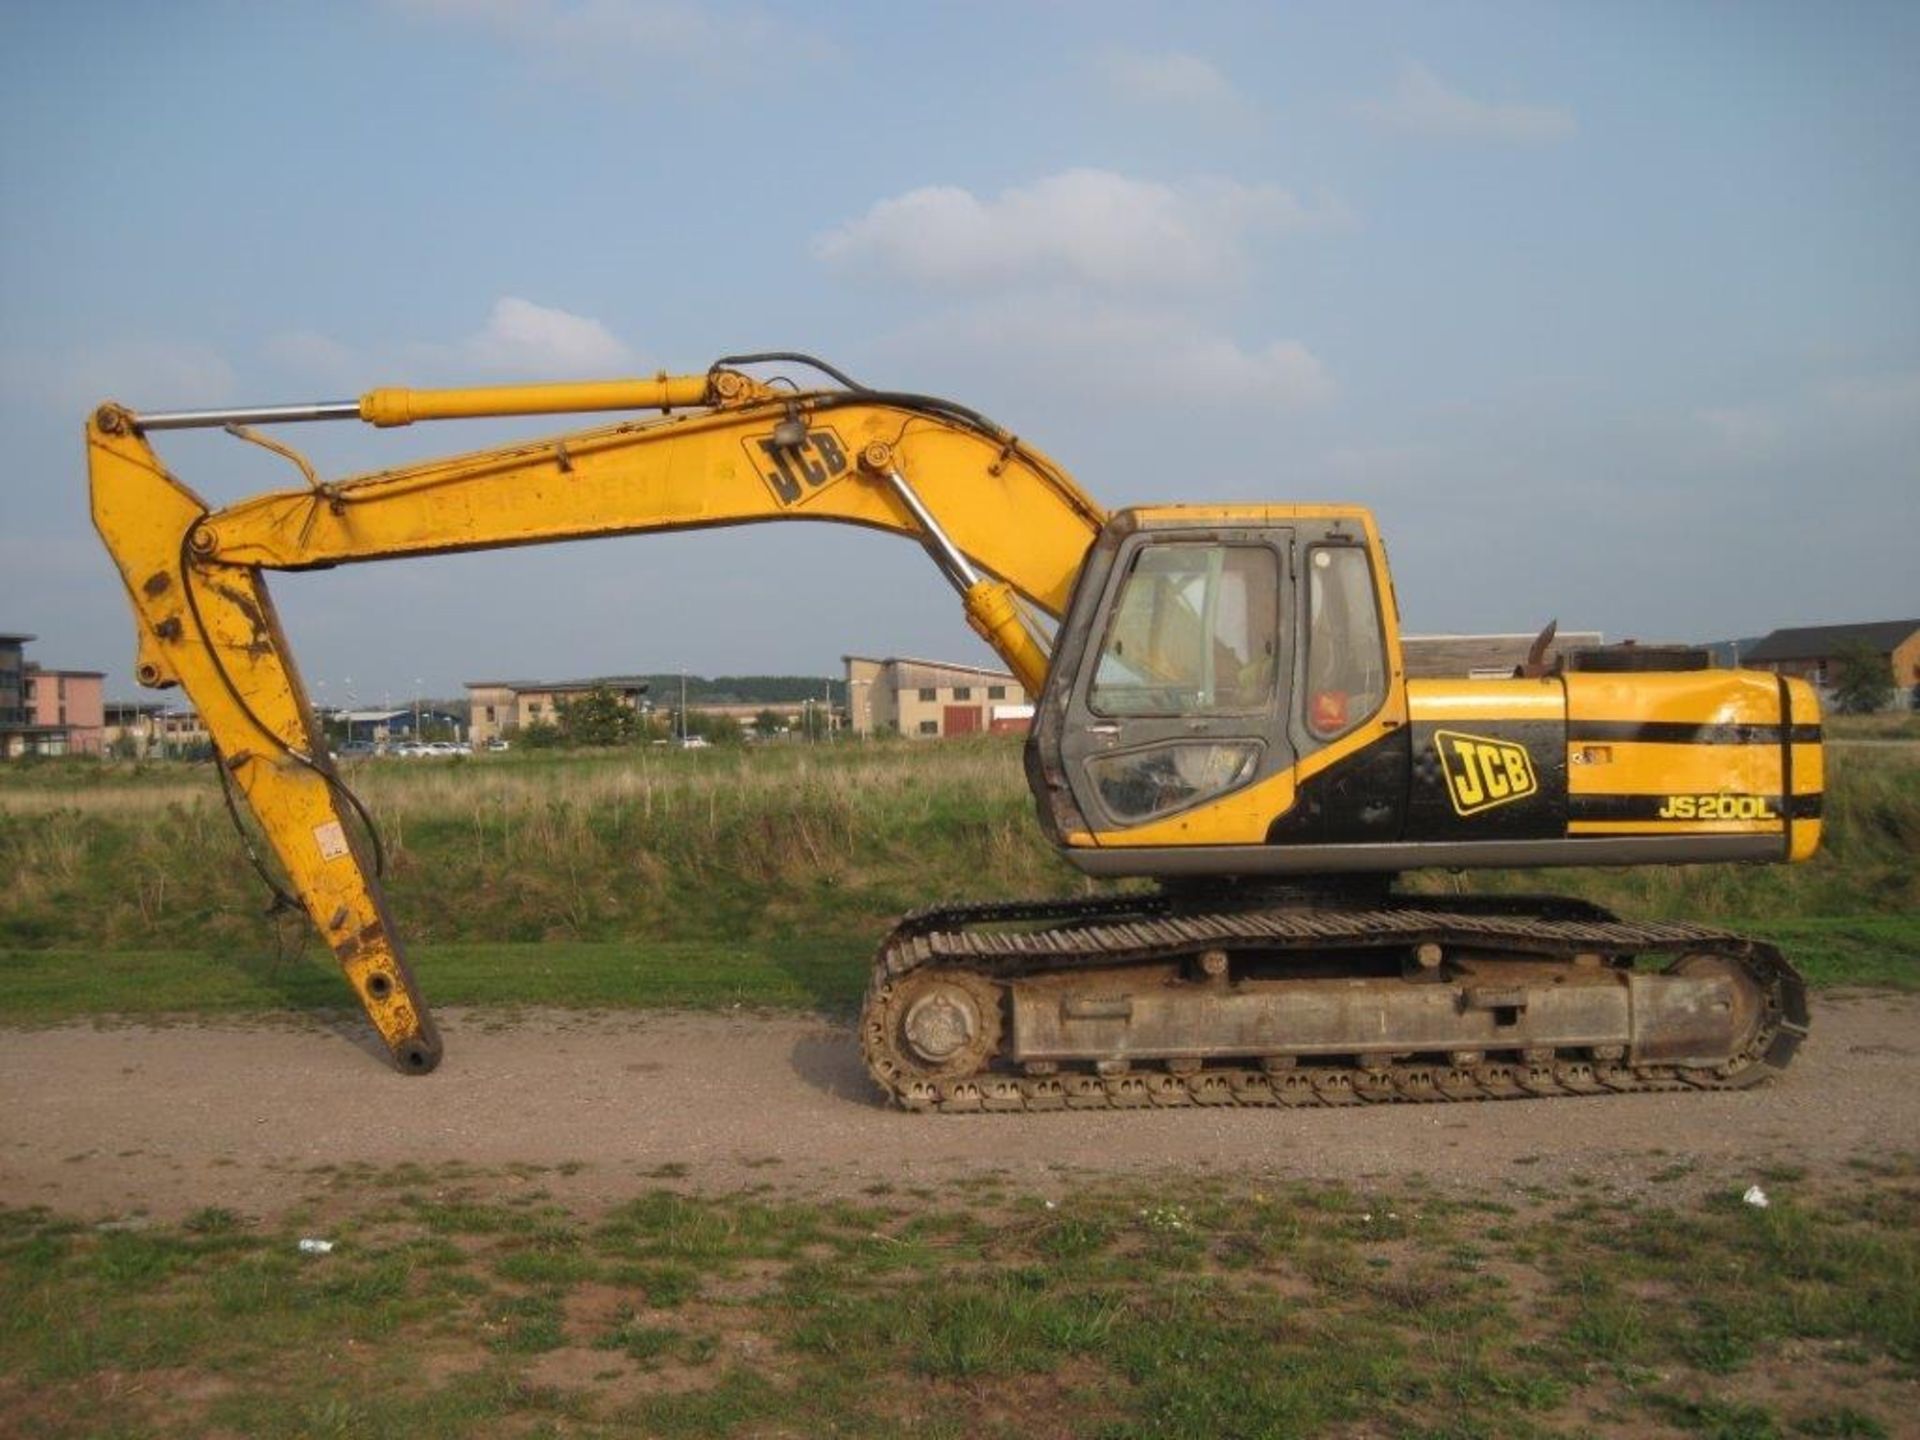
(859, 893), (1809, 1113)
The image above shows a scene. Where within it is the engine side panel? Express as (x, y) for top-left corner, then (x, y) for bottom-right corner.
(1061, 668), (1822, 878)
(1561, 670), (1822, 839)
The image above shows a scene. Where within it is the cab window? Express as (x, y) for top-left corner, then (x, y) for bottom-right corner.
(1303, 545), (1386, 742)
(1090, 544), (1278, 717)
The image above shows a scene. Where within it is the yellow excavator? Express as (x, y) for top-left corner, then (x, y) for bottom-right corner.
(87, 354), (1820, 1109)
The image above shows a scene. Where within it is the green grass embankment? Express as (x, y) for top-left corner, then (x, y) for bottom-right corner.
(1, 738), (1914, 1018)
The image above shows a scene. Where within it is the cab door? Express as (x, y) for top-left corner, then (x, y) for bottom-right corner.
(1052, 523), (1295, 836)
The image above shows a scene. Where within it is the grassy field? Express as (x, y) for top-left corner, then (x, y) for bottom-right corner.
(1, 731), (1915, 1015)
(4, 1160), (1915, 1439)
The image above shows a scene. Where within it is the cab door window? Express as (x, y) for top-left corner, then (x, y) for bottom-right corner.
(1090, 544), (1279, 717)
(1303, 545), (1387, 743)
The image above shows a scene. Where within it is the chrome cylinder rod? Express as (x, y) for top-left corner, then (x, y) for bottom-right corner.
(133, 400), (361, 431)
(883, 467), (982, 591)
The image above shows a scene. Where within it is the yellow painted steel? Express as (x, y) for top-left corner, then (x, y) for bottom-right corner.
(88, 375), (1109, 1068)
(1565, 670), (1784, 727)
(1408, 678), (1563, 723)
(1563, 671), (1806, 839)
(87, 411), (440, 1070)
(358, 374), (745, 427)
(196, 391), (1103, 623)
(960, 579), (1052, 697)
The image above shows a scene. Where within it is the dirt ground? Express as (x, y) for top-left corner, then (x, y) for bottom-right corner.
(3, 991), (1914, 1221)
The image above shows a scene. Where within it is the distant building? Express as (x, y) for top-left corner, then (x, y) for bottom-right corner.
(103, 701), (166, 757)
(0, 634), (105, 757)
(1697, 637), (1767, 669)
(0, 634), (28, 737)
(1742, 619), (1920, 704)
(329, 708), (465, 746)
(156, 709), (210, 755)
(466, 675), (650, 747)
(1399, 631), (1604, 680)
(843, 655), (1029, 738)
(104, 704), (210, 759)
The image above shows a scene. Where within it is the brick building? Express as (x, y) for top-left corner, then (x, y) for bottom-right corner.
(0, 634), (105, 757)
(1743, 619), (1920, 705)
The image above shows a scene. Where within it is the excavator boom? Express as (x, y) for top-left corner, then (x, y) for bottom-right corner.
(89, 363), (1103, 1070)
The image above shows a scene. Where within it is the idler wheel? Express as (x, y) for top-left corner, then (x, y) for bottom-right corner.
(1667, 951), (1768, 1058)
(875, 970), (1003, 1082)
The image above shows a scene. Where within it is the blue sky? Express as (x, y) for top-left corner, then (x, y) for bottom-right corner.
(3, 1), (1915, 701)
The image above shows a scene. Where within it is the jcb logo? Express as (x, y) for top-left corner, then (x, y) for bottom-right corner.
(1657, 794), (1779, 821)
(1435, 731), (1538, 817)
(743, 427), (850, 506)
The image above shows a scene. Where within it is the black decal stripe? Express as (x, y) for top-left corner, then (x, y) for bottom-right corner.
(1567, 794), (1817, 822)
(1568, 721), (1822, 746)
(1777, 675), (1794, 862)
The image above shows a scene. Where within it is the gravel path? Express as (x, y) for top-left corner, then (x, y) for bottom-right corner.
(3, 992), (1914, 1219)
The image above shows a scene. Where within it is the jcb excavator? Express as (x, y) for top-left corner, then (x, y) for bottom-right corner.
(88, 354), (1819, 1109)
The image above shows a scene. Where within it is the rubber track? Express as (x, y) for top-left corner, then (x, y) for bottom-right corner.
(859, 894), (1810, 1113)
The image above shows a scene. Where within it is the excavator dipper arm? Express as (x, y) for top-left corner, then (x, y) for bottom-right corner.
(87, 366), (1107, 1072)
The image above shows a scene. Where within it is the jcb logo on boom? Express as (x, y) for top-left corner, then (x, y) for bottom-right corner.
(1435, 731), (1539, 817)
(1657, 794), (1779, 821)
(743, 427), (850, 506)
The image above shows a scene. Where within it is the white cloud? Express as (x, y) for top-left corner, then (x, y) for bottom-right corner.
(456, 297), (633, 374)
(1360, 62), (1574, 145)
(262, 299), (635, 389)
(815, 169), (1349, 291)
(1096, 49), (1240, 107)
(924, 296), (1335, 412)
(391, 0), (826, 74)
(0, 339), (236, 413)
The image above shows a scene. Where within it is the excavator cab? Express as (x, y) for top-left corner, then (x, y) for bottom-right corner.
(1029, 506), (1406, 869)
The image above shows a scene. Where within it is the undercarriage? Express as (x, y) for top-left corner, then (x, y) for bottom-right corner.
(860, 886), (1808, 1112)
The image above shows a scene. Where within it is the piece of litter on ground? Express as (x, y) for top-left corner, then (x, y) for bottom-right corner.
(1742, 1185), (1769, 1209)
(297, 1237), (335, 1254)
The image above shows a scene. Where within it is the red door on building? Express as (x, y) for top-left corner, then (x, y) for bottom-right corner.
(943, 705), (982, 736)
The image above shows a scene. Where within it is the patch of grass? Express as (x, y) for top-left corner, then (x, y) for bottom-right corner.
(485, 1292), (566, 1354)
(1795, 1408), (1891, 1439)
(0, 935), (872, 1024)
(1649, 1391), (1783, 1439)
(604, 1261), (701, 1308)
(3, 1165), (1918, 1439)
